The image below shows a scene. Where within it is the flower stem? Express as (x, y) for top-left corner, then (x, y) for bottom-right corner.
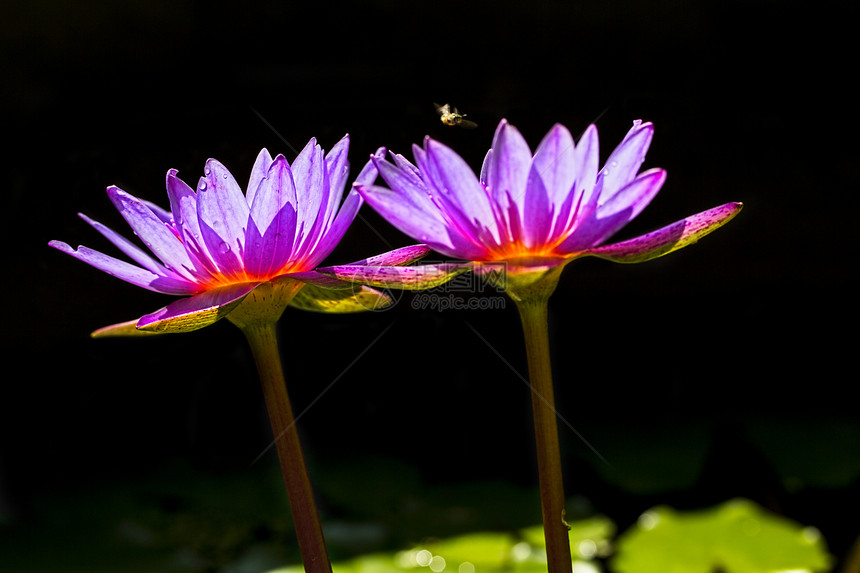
(516, 297), (573, 573)
(240, 322), (332, 573)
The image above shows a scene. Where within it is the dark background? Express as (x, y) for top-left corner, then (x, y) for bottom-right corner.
(3, 0), (857, 571)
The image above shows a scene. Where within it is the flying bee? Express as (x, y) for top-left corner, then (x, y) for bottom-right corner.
(434, 102), (478, 129)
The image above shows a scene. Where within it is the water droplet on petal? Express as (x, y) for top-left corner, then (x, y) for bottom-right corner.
(218, 241), (231, 254)
(204, 166), (211, 176)
(198, 181), (207, 191)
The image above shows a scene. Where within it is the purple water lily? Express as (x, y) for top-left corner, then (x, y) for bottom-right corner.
(50, 135), (429, 335)
(320, 119), (741, 292)
(50, 135), (432, 573)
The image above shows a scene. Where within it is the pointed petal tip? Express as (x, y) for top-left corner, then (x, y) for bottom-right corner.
(585, 200), (744, 264)
(91, 318), (165, 338)
(48, 239), (72, 252)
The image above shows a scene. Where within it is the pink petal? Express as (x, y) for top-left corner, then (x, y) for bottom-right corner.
(584, 202), (743, 263)
(48, 241), (198, 295)
(348, 244), (431, 266)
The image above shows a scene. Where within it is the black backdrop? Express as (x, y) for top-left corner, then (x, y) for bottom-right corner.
(4, 0), (858, 569)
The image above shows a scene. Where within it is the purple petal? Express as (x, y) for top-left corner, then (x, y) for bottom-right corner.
(356, 183), (488, 260)
(597, 168), (667, 220)
(532, 124), (576, 215)
(597, 120), (654, 198)
(584, 202), (744, 263)
(557, 168), (667, 253)
(479, 148), (493, 186)
(165, 170), (217, 277)
(303, 188), (362, 269)
(294, 143), (372, 269)
(257, 201), (299, 275)
(165, 170), (197, 231)
(486, 119), (532, 221)
(348, 244), (431, 266)
(363, 153), (478, 256)
(566, 124), (600, 227)
(249, 155), (297, 237)
(196, 159), (251, 276)
(137, 282), (260, 332)
(77, 213), (163, 275)
(422, 138), (501, 245)
(291, 139), (325, 243)
(325, 134), (351, 209)
(313, 136), (351, 248)
(523, 160), (551, 249)
(107, 186), (198, 281)
(48, 241), (198, 295)
(374, 153), (439, 216)
(391, 150), (422, 182)
(246, 148), (274, 206)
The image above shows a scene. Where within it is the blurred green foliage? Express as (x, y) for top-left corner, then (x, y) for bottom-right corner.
(611, 499), (832, 573)
(270, 500), (830, 573)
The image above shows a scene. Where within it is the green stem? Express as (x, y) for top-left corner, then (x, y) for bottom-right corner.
(516, 297), (573, 573)
(240, 322), (332, 573)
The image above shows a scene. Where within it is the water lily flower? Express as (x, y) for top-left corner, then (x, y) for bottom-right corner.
(319, 119), (742, 573)
(49, 135), (431, 573)
(50, 135), (430, 335)
(322, 119), (741, 298)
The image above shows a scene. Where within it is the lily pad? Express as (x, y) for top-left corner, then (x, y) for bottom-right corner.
(610, 498), (832, 573)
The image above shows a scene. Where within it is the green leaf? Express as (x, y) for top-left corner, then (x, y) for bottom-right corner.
(611, 498), (833, 573)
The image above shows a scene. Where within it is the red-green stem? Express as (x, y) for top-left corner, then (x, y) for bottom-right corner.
(516, 297), (573, 573)
(241, 322), (332, 573)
